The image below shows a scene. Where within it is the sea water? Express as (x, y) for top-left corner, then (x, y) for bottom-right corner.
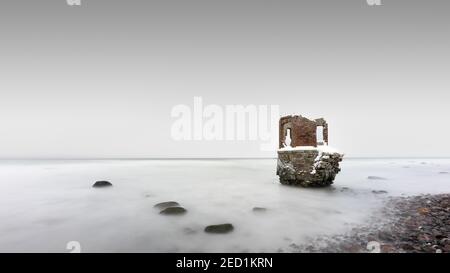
(0, 158), (448, 252)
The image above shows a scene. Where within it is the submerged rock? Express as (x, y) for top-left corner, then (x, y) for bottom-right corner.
(154, 201), (180, 210)
(367, 176), (387, 180)
(92, 181), (113, 188)
(204, 223), (234, 234)
(183, 227), (197, 235)
(159, 206), (187, 215)
(372, 190), (388, 194)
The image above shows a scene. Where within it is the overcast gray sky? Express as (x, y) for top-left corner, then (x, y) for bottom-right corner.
(0, 0), (449, 158)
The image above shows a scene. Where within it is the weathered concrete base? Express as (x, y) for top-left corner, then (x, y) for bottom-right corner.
(277, 148), (343, 187)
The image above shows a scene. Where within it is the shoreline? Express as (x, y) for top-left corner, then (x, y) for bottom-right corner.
(292, 193), (450, 253)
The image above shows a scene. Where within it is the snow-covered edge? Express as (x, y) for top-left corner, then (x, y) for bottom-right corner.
(278, 145), (341, 154)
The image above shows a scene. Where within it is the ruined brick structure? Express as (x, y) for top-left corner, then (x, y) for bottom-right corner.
(277, 115), (343, 187)
(279, 115), (328, 148)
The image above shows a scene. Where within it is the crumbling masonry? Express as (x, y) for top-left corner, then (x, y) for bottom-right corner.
(277, 115), (343, 187)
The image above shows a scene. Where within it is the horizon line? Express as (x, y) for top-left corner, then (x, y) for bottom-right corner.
(1, 156), (450, 160)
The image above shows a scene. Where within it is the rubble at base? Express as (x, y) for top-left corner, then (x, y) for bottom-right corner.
(277, 147), (343, 187)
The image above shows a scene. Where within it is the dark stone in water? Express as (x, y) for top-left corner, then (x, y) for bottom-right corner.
(367, 176), (387, 180)
(372, 190), (388, 194)
(159, 206), (187, 215)
(92, 181), (113, 188)
(252, 207), (267, 212)
(154, 201), (180, 210)
(204, 223), (234, 234)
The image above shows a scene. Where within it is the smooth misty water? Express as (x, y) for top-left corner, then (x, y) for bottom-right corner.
(0, 159), (449, 253)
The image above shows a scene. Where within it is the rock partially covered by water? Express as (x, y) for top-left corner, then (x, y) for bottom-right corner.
(92, 181), (113, 188)
(277, 147), (343, 187)
(368, 176), (387, 180)
(154, 201), (180, 210)
(252, 207), (267, 212)
(159, 206), (187, 215)
(204, 223), (234, 234)
(372, 190), (388, 194)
